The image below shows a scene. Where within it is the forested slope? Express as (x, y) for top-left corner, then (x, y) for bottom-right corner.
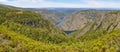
(0, 4), (69, 44)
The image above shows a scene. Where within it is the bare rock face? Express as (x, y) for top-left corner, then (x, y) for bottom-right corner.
(101, 11), (120, 31)
(61, 10), (109, 30)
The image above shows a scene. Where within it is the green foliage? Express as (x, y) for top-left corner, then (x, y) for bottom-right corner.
(2, 21), (68, 44)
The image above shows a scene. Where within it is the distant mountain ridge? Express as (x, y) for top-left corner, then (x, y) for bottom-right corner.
(25, 8), (120, 27)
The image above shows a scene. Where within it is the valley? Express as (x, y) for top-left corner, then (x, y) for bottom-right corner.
(0, 4), (120, 52)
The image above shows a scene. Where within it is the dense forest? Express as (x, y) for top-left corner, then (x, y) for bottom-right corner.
(0, 4), (120, 52)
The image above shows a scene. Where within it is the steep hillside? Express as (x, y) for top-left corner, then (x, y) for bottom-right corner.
(61, 10), (114, 30)
(69, 11), (120, 41)
(25, 8), (70, 25)
(101, 11), (120, 30)
(0, 4), (68, 44)
(67, 11), (120, 52)
(30, 9), (64, 24)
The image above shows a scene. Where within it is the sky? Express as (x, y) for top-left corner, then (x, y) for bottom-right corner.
(0, 0), (120, 8)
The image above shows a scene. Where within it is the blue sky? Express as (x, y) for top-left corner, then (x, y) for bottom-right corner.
(0, 0), (120, 8)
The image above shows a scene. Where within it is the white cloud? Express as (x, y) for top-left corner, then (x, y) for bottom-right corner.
(1, 0), (120, 8)
(79, 0), (120, 8)
(0, 0), (8, 2)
